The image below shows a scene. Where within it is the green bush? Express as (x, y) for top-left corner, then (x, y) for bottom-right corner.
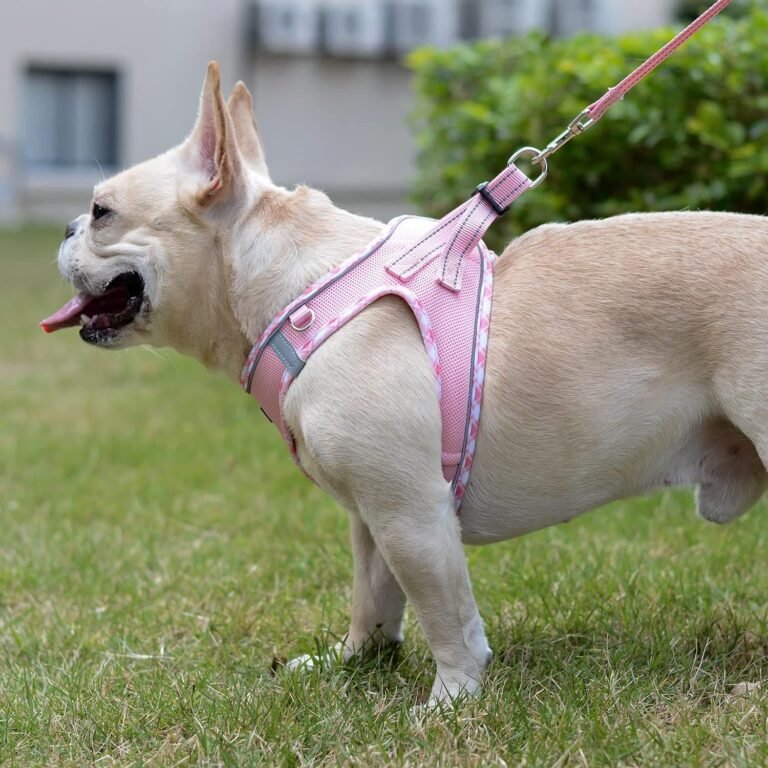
(407, 5), (768, 249)
(678, 0), (754, 22)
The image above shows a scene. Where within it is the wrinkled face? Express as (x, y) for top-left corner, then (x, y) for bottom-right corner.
(41, 63), (269, 353)
(43, 153), (196, 348)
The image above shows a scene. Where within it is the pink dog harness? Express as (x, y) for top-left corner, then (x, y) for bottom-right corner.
(241, 165), (532, 507)
(240, 0), (734, 508)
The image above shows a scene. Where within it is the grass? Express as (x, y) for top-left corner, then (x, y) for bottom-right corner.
(2, 227), (768, 766)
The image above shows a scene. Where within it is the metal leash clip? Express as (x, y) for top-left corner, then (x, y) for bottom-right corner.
(506, 107), (597, 190)
(534, 108), (596, 163)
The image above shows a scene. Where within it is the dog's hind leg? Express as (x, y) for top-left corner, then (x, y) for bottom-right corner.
(286, 511), (406, 671)
(345, 510), (407, 654)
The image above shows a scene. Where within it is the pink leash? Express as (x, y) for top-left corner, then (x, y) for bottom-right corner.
(472, 0), (733, 216)
(587, 0), (734, 122)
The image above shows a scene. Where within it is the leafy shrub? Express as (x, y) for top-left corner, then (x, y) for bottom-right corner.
(678, 0), (754, 22)
(407, 4), (768, 249)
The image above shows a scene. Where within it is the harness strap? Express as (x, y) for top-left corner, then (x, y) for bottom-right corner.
(386, 163), (531, 290)
(241, 212), (497, 506)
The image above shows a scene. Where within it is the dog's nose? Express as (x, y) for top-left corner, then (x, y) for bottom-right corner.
(64, 219), (79, 240)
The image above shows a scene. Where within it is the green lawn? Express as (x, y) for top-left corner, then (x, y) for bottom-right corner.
(2, 227), (768, 766)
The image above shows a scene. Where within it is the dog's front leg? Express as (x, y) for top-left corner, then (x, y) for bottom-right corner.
(284, 299), (491, 703)
(359, 486), (492, 706)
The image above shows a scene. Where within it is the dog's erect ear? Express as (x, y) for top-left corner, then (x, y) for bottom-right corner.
(227, 81), (270, 179)
(183, 62), (244, 207)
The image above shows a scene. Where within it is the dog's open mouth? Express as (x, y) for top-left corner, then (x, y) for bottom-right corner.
(40, 272), (146, 344)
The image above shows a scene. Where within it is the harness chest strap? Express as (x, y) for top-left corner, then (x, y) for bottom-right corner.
(241, 164), (531, 506)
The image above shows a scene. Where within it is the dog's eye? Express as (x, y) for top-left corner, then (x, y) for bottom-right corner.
(92, 203), (112, 222)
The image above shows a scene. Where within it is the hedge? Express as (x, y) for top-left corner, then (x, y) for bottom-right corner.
(407, 3), (768, 249)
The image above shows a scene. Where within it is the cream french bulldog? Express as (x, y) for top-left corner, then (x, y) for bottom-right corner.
(43, 63), (768, 706)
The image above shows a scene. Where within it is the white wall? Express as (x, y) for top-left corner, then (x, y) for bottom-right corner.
(593, 0), (677, 35)
(248, 55), (416, 220)
(0, 0), (245, 221)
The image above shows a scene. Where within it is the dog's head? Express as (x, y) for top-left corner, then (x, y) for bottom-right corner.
(41, 62), (270, 354)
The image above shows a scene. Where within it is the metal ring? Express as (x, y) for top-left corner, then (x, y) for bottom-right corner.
(290, 308), (315, 332)
(507, 146), (548, 190)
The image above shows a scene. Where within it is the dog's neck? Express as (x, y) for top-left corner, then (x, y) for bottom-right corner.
(212, 185), (383, 382)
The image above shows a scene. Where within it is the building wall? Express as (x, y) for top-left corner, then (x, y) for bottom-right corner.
(0, 0), (245, 222)
(591, 0), (677, 35)
(248, 55), (416, 220)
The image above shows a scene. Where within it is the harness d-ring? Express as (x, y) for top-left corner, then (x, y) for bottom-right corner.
(290, 308), (315, 331)
(508, 146), (548, 189)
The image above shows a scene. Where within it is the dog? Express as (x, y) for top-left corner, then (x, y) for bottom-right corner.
(42, 62), (768, 706)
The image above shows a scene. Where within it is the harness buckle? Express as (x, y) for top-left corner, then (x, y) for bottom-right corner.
(473, 181), (511, 216)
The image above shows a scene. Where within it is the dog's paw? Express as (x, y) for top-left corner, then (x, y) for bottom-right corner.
(729, 681), (762, 697)
(408, 687), (476, 721)
(285, 643), (346, 673)
(285, 653), (317, 673)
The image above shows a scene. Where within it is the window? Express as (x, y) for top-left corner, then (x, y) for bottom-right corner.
(24, 67), (119, 170)
(574, 0), (593, 27)
(459, 0), (480, 39)
(390, 1), (441, 51)
(408, 4), (431, 37)
(279, 7), (294, 29)
(258, 1), (321, 53)
(479, 0), (525, 38)
(321, 3), (386, 57)
(344, 9), (358, 35)
(549, 0), (594, 36)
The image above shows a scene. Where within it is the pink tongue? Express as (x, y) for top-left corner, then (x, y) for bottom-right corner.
(40, 293), (94, 333)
